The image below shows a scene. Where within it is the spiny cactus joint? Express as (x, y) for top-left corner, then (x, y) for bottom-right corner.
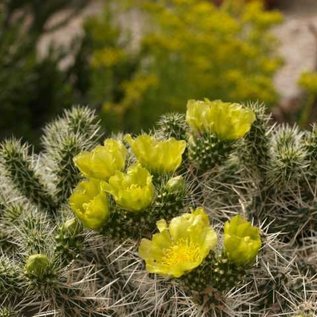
(0, 101), (316, 316)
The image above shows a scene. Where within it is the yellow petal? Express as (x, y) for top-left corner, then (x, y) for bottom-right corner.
(224, 215), (261, 266)
(138, 207), (217, 278)
(69, 179), (109, 230)
(186, 99), (255, 140)
(125, 134), (186, 173)
(104, 164), (154, 212)
(73, 139), (127, 180)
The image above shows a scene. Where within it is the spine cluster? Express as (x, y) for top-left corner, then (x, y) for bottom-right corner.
(0, 101), (316, 316)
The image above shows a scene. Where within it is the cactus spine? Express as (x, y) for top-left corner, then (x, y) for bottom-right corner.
(0, 102), (316, 316)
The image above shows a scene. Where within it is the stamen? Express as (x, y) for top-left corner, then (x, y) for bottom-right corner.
(162, 239), (201, 266)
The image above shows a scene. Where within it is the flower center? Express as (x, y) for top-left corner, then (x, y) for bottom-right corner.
(162, 239), (201, 267)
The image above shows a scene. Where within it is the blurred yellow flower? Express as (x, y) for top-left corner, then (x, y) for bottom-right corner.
(103, 164), (154, 212)
(73, 139), (127, 180)
(91, 48), (125, 68)
(186, 99), (255, 140)
(138, 207), (217, 278)
(69, 179), (109, 230)
(124, 134), (186, 173)
(224, 215), (261, 266)
(298, 72), (317, 95)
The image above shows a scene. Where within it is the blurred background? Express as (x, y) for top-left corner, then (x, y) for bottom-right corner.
(1, 0), (317, 148)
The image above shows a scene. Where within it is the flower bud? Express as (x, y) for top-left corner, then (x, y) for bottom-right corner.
(69, 179), (109, 230)
(103, 164), (154, 212)
(166, 176), (185, 194)
(224, 215), (261, 266)
(73, 139), (127, 180)
(124, 134), (186, 174)
(25, 254), (50, 277)
(61, 218), (82, 235)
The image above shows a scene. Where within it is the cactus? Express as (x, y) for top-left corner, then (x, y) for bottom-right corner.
(0, 101), (316, 316)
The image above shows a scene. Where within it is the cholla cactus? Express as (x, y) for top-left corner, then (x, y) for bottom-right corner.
(0, 101), (316, 316)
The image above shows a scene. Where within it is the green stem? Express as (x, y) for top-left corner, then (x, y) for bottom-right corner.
(299, 94), (315, 128)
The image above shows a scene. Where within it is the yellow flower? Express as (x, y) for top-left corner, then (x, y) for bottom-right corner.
(298, 72), (317, 94)
(138, 208), (217, 278)
(69, 179), (109, 230)
(124, 134), (186, 173)
(103, 164), (154, 212)
(224, 215), (261, 266)
(73, 139), (127, 180)
(186, 99), (256, 140)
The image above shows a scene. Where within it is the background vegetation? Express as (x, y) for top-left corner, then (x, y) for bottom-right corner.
(0, 0), (283, 141)
(0, 0), (89, 145)
(82, 0), (282, 132)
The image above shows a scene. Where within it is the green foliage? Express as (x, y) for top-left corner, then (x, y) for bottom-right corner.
(0, 103), (317, 316)
(298, 71), (317, 127)
(0, 0), (89, 145)
(79, 2), (140, 132)
(81, 0), (282, 132)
